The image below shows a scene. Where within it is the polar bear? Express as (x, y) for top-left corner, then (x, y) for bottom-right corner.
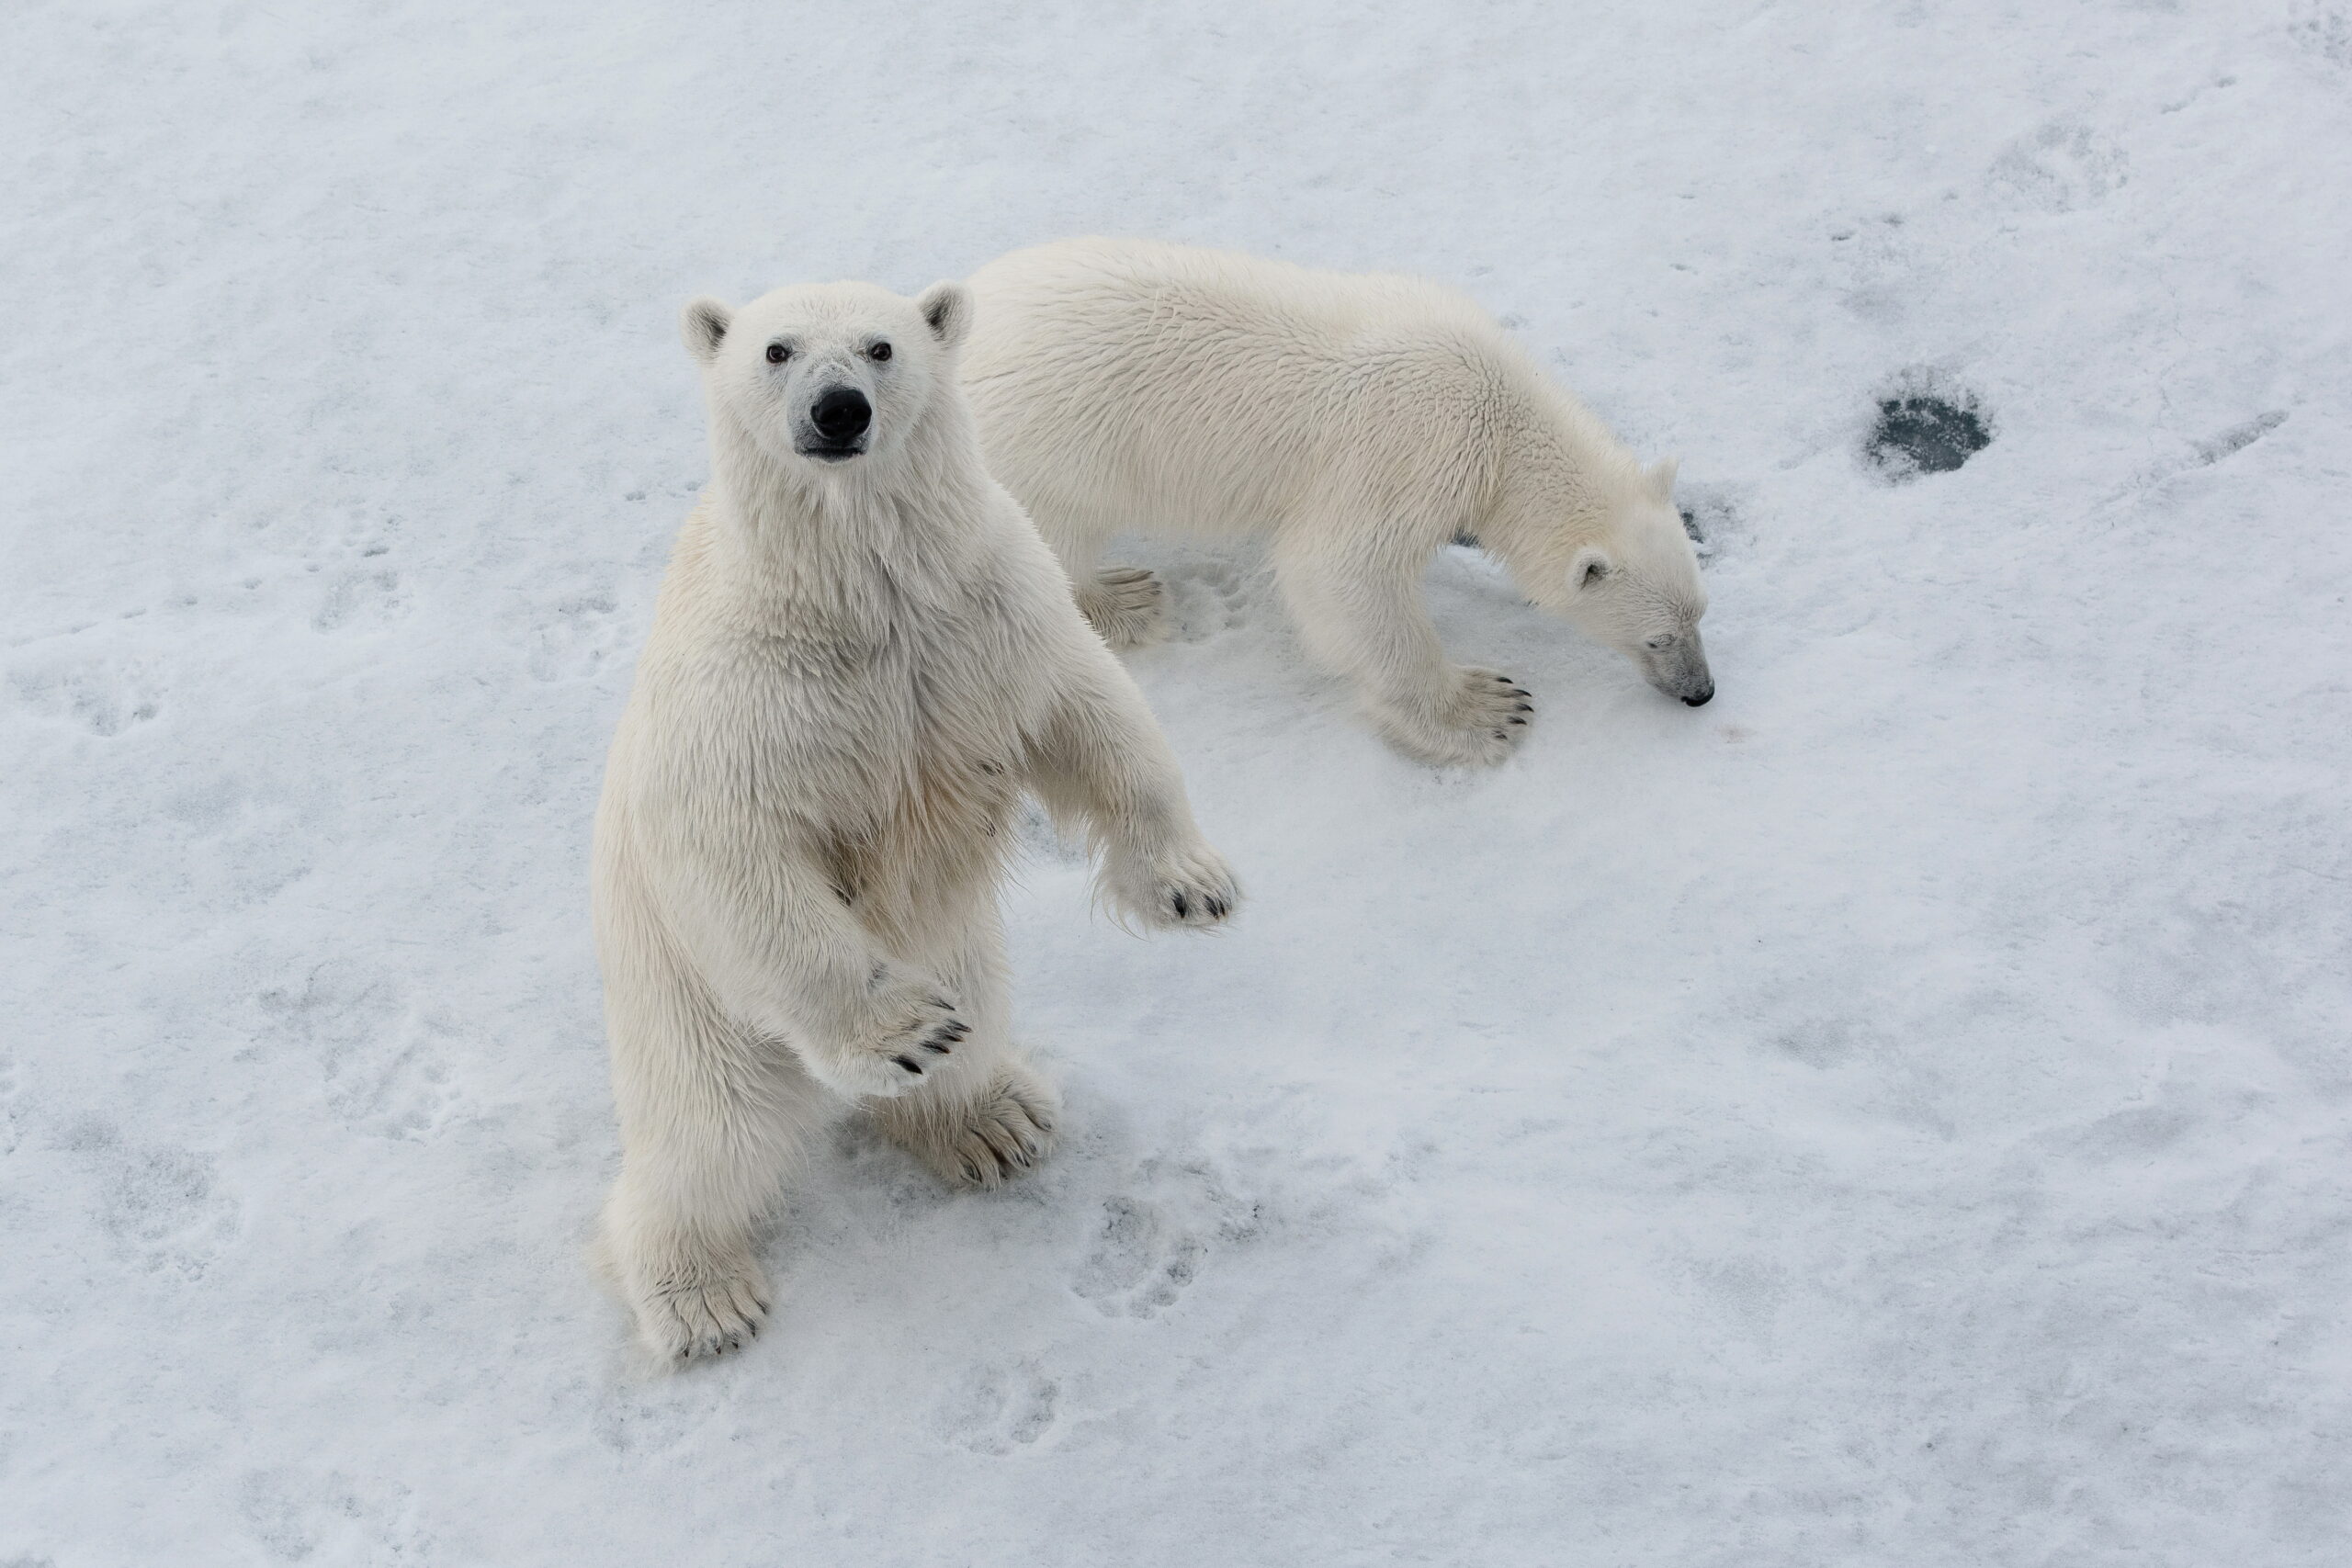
(593, 276), (1240, 1363)
(961, 238), (1714, 767)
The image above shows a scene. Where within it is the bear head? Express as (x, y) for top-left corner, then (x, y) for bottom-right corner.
(681, 279), (972, 473)
(1509, 457), (1713, 707)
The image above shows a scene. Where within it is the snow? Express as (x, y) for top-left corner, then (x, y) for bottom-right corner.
(5, 1), (2350, 1562)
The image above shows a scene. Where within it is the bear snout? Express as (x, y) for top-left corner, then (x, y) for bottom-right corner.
(1639, 632), (1713, 708)
(804, 386), (872, 457)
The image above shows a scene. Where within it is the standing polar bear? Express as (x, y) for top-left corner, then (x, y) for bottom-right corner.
(961, 238), (1714, 767)
(594, 276), (1239, 1363)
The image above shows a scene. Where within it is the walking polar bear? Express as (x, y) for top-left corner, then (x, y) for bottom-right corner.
(962, 238), (1714, 767)
(594, 276), (1238, 1363)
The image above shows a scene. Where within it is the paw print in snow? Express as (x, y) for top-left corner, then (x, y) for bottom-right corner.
(7, 658), (161, 736)
(259, 962), (465, 1141)
(1169, 559), (1252, 643)
(312, 567), (405, 632)
(938, 1360), (1062, 1455)
(526, 591), (625, 682)
(2290, 4), (2352, 70)
(1072, 1160), (1263, 1318)
(69, 1121), (243, 1280)
(1986, 121), (2127, 213)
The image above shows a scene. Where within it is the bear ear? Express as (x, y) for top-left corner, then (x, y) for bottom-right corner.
(681, 297), (733, 365)
(1570, 546), (1614, 592)
(915, 281), (971, 349)
(1646, 457), (1679, 502)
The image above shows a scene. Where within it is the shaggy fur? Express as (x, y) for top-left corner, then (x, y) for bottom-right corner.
(594, 277), (1238, 1364)
(962, 238), (1715, 766)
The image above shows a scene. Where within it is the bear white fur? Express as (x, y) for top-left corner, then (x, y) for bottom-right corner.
(593, 277), (1238, 1364)
(961, 238), (1715, 767)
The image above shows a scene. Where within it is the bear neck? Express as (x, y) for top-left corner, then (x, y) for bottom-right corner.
(1476, 379), (1645, 603)
(699, 400), (992, 614)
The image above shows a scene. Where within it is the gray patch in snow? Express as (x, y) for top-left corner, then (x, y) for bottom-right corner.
(2189, 410), (2287, 467)
(1864, 372), (1995, 483)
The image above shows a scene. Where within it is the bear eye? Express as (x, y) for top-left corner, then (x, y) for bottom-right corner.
(1581, 559), (1610, 586)
(1646, 634), (1676, 651)
(868, 342), (892, 362)
(765, 343), (789, 365)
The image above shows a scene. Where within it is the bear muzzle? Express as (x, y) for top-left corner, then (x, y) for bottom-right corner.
(1639, 629), (1714, 708)
(798, 386), (872, 460)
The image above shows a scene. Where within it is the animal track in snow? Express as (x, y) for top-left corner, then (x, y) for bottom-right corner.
(326, 1021), (462, 1141)
(938, 1360), (1061, 1454)
(524, 590), (625, 682)
(1072, 1159), (1263, 1318)
(2290, 3), (2352, 70)
(258, 962), (463, 1141)
(1772, 1017), (1867, 1070)
(1825, 209), (1934, 325)
(1986, 121), (2128, 213)
(6, 658), (160, 736)
(239, 1467), (429, 1562)
(312, 567), (406, 632)
(68, 1120), (243, 1280)
(1166, 559), (1252, 643)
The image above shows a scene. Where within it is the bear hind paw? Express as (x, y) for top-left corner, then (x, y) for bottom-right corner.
(1079, 567), (1170, 651)
(882, 1063), (1061, 1190)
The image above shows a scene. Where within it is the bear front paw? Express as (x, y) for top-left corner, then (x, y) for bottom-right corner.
(628, 1256), (772, 1365)
(810, 982), (968, 1100)
(1106, 841), (1240, 931)
(1378, 667), (1532, 767)
(879, 1061), (1062, 1190)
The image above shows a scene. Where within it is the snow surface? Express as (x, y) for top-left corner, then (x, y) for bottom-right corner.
(6, 2), (2352, 1562)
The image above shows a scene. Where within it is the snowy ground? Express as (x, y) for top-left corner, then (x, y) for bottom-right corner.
(6, 2), (2351, 1562)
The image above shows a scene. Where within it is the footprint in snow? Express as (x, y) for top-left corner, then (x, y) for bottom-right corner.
(6, 657), (161, 736)
(64, 1118), (243, 1280)
(1986, 120), (2127, 214)
(1071, 1159), (1263, 1319)
(938, 1360), (1061, 1455)
(257, 961), (465, 1142)
(311, 566), (406, 632)
(1165, 558), (1253, 644)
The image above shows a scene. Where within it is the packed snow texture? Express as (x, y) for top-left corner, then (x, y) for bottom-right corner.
(5, 3), (2350, 1563)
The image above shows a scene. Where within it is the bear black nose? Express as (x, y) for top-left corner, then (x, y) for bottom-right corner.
(810, 387), (871, 444)
(1682, 686), (1714, 707)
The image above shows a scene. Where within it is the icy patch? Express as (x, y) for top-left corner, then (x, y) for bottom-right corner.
(1863, 372), (1995, 482)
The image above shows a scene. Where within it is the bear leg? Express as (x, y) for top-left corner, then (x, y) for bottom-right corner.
(1272, 525), (1534, 766)
(871, 913), (1061, 1189)
(595, 969), (820, 1365)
